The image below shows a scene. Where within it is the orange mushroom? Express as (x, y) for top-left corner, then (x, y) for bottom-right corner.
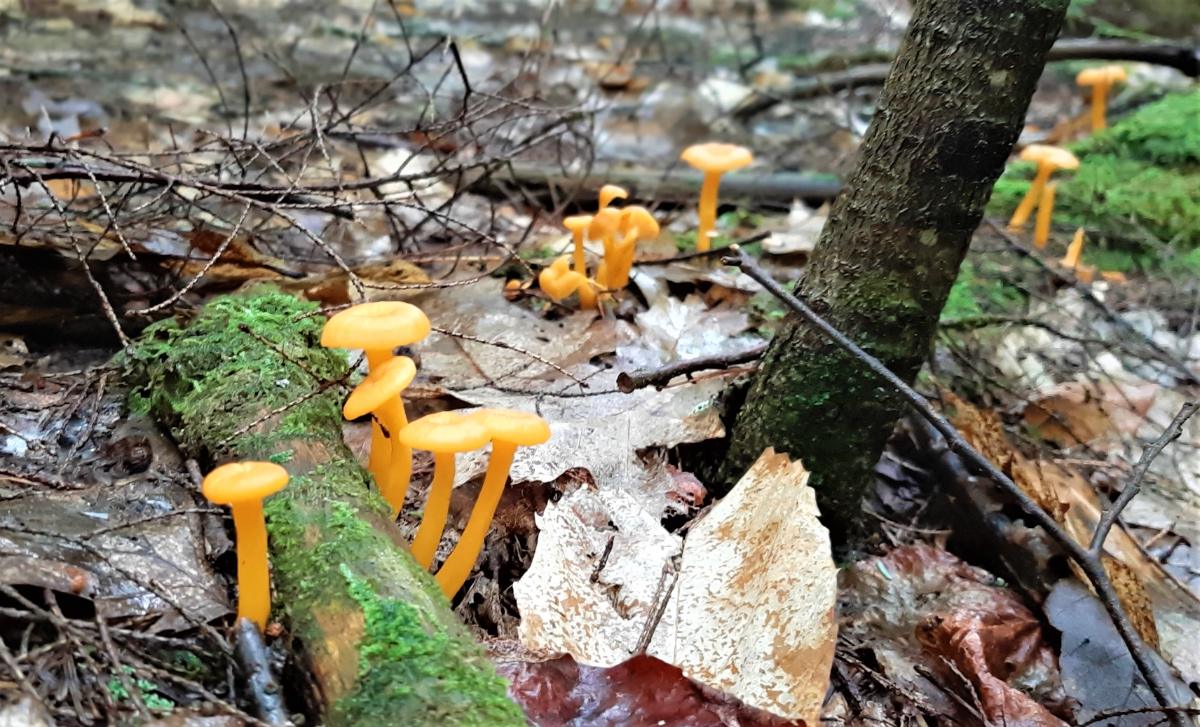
(320, 302), (430, 486)
(608, 206), (660, 289)
(563, 215), (598, 308)
(598, 184), (628, 211)
(1076, 65), (1127, 132)
(1007, 145), (1079, 231)
(538, 256), (587, 302)
(680, 142), (753, 252)
(1033, 181), (1058, 249)
(1060, 227), (1086, 271)
(202, 462), (289, 630)
(435, 408), (550, 597)
(589, 207), (623, 289)
(400, 411), (491, 569)
(342, 356), (418, 516)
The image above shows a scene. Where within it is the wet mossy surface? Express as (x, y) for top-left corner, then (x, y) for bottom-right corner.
(990, 91), (1200, 265)
(121, 289), (524, 726)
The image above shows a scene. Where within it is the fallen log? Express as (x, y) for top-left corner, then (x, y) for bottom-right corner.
(121, 289), (524, 726)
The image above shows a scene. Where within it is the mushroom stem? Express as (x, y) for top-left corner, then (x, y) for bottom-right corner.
(411, 451), (456, 568)
(696, 170), (722, 253)
(611, 230), (638, 288)
(1090, 83), (1109, 132)
(377, 397), (411, 517)
(435, 441), (518, 597)
(570, 226), (587, 277)
(1007, 163), (1052, 230)
(1034, 181), (1057, 249)
(230, 500), (271, 629)
(1061, 228), (1085, 269)
(363, 349), (392, 484)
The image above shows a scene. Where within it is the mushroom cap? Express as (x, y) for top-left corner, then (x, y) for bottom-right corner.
(598, 184), (629, 210)
(343, 356), (417, 419)
(470, 408), (551, 446)
(680, 142), (754, 174)
(398, 411), (491, 453)
(320, 302), (431, 352)
(202, 461), (289, 505)
(588, 207), (622, 238)
(1076, 65), (1127, 86)
(619, 206), (660, 239)
(564, 215), (593, 234)
(1019, 144), (1079, 171)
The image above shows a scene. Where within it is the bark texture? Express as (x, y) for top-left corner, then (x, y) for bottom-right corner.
(724, 0), (1070, 536)
(122, 290), (523, 726)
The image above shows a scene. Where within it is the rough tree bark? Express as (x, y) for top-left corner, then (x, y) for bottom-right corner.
(122, 290), (524, 726)
(723, 0), (1071, 536)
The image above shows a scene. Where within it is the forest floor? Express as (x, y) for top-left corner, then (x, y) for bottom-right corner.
(1, 0), (1199, 725)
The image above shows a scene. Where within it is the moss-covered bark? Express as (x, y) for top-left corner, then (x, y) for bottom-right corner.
(122, 290), (524, 726)
(723, 0), (1070, 537)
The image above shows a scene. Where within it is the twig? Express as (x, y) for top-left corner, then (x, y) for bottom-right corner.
(235, 618), (291, 726)
(430, 326), (586, 386)
(633, 554), (681, 655)
(1090, 403), (1198, 554)
(634, 231), (772, 267)
(617, 343), (766, 393)
(722, 245), (1190, 726)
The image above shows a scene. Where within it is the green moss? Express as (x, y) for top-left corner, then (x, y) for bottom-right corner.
(989, 91), (1200, 256)
(940, 261), (1027, 321)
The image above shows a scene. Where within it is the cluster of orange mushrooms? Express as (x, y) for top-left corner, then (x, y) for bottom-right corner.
(539, 142), (754, 308)
(202, 301), (550, 630)
(1006, 64), (1128, 284)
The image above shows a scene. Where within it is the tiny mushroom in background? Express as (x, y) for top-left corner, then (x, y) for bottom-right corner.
(680, 142), (753, 253)
(1076, 65), (1127, 132)
(538, 256), (587, 303)
(1059, 227), (1098, 282)
(320, 302), (430, 486)
(1006, 145), (1079, 232)
(342, 356), (418, 517)
(435, 408), (550, 597)
(1033, 181), (1058, 249)
(400, 411), (492, 569)
(598, 183), (628, 211)
(608, 206), (660, 289)
(202, 461), (290, 630)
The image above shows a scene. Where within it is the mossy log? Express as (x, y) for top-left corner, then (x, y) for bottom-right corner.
(121, 290), (524, 726)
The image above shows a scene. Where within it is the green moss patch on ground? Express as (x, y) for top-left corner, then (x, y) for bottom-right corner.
(989, 91), (1200, 267)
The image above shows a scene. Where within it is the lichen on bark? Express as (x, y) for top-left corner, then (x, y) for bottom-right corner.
(724, 0), (1071, 537)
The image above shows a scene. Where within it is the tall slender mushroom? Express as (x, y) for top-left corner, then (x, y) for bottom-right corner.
(201, 461), (289, 630)
(400, 411), (491, 569)
(680, 142), (753, 253)
(320, 302), (430, 487)
(589, 207), (623, 289)
(1076, 65), (1127, 132)
(342, 356), (418, 516)
(1033, 181), (1058, 249)
(564, 214), (598, 309)
(608, 206), (660, 289)
(435, 408), (550, 598)
(1006, 145), (1079, 231)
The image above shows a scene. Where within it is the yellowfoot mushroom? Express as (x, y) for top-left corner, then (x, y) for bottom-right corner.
(538, 256), (587, 302)
(1033, 181), (1058, 249)
(1007, 145), (1079, 231)
(435, 408), (550, 597)
(201, 462), (289, 630)
(1061, 227), (1086, 271)
(598, 184), (628, 211)
(320, 302), (430, 487)
(400, 411), (491, 569)
(680, 142), (753, 252)
(589, 207), (623, 289)
(608, 206), (660, 289)
(1076, 65), (1127, 132)
(342, 356), (418, 516)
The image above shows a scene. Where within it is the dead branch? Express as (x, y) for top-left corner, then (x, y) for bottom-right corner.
(617, 344), (766, 393)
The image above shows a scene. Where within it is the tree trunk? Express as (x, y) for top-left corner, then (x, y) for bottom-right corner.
(122, 290), (524, 726)
(723, 0), (1070, 537)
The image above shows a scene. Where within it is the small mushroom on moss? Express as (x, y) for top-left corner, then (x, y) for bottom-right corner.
(320, 302), (430, 486)
(1007, 145), (1079, 232)
(400, 411), (491, 569)
(202, 461), (289, 630)
(342, 356), (418, 516)
(435, 408), (550, 597)
(1076, 65), (1127, 132)
(680, 142), (753, 253)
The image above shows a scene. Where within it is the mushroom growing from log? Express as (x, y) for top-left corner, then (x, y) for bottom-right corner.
(401, 411), (491, 569)
(1006, 145), (1079, 232)
(320, 302), (430, 488)
(680, 142), (753, 253)
(342, 356), (418, 516)
(435, 408), (550, 597)
(201, 461), (290, 630)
